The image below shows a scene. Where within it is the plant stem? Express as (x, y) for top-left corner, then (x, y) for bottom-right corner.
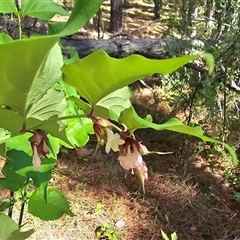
(8, 191), (15, 218)
(17, 14), (22, 40)
(110, 122), (123, 133)
(18, 181), (29, 228)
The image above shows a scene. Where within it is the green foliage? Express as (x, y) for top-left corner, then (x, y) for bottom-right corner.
(95, 223), (121, 240)
(0, 201), (11, 212)
(161, 229), (178, 240)
(28, 188), (74, 220)
(21, 0), (69, 20)
(119, 107), (237, 165)
(0, 33), (13, 44)
(0, 37), (63, 127)
(0, 0), (17, 13)
(62, 51), (200, 106)
(0, 0), (238, 235)
(0, 213), (34, 240)
(234, 192), (240, 203)
(48, 0), (105, 36)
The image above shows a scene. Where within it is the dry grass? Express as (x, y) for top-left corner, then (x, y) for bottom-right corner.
(1, 1), (240, 239)
(1, 122), (240, 239)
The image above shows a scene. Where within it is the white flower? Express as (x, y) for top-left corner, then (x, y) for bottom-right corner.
(105, 128), (125, 153)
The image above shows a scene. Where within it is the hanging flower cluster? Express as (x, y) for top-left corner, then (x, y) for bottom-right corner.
(28, 129), (50, 170)
(92, 117), (150, 192)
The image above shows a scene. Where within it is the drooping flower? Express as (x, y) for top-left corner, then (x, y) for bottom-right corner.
(92, 117), (112, 146)
(92, 117), (125, 154)
(118, 136), (148, 191)
(105, 128), (125, 153)
(118, 146), (143, 170)
(28, 130), (50, 170)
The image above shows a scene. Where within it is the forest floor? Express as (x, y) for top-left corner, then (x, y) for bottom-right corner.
(1, 0), (240, 240)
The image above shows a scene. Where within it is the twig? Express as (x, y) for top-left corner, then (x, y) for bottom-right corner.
(18, 180), (29, 227)
(8, 191), (15, 218)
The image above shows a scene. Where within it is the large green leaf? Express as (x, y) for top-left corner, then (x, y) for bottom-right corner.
(69, 87), (132, 120)
(6, 149), (56, 188)
(48, 0), (104, 36)
(119, 107), (238, 166)
(21, 0), (69, 20)
(62, 51), (200, 106)
(0, 37), (59, 116)
(0, 213), (34, 240)
(28, 188), (74, 220)
(93, 87), (132, 121)
(0, 109), (23, 133)
(0, 37), (70, 141)
(0, 0), (18, 13)
(26, 88), (67, 129)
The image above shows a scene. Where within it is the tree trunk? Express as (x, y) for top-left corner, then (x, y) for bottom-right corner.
(205, 0), (214, 36)
(123, 0), (130, 8)
(153, 0), (162, 19)
(109, 0), (123, 32)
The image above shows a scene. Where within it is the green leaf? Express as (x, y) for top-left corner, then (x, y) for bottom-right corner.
(0, 109), (25, 133)
(54, 79), (81, 115)
(0, 36), (60, 117)
(69, 87), (132, 121)
(6, 229), (34, 240)
(202, 53), (214, 76)
(26, 88), (67, 130)
(65, 117), (93, 147)
(0, 37), (70, 142)
(67, 96), (91, 114)
(93, 87), (132, 121)
(63, 46), (80, 65)
(0, 158), (28, 191)
(49, 0), (104, 36)
(28, 188), (74, 220)
(0, 143), (5, 157)
(0, 201), (10, 212)
(54, 80), (93, 147)
(0, 33), (13, 44)
(48, 22), (66, 35)
(0, 0), (18, 13)
(0, 127), (9, 156)
(119, 107), (238, 166)
(161, 229), (170, 240)
(62, 51), (199, 106)
(21, 0), (69, 20)
(0, 213), (34, 240)
(171, 232), (178, 240)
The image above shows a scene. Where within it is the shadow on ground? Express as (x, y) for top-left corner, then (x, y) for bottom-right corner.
(54, 125), (240, 240)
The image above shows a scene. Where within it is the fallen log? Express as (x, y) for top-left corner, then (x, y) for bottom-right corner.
(60, 37), (219, 59)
